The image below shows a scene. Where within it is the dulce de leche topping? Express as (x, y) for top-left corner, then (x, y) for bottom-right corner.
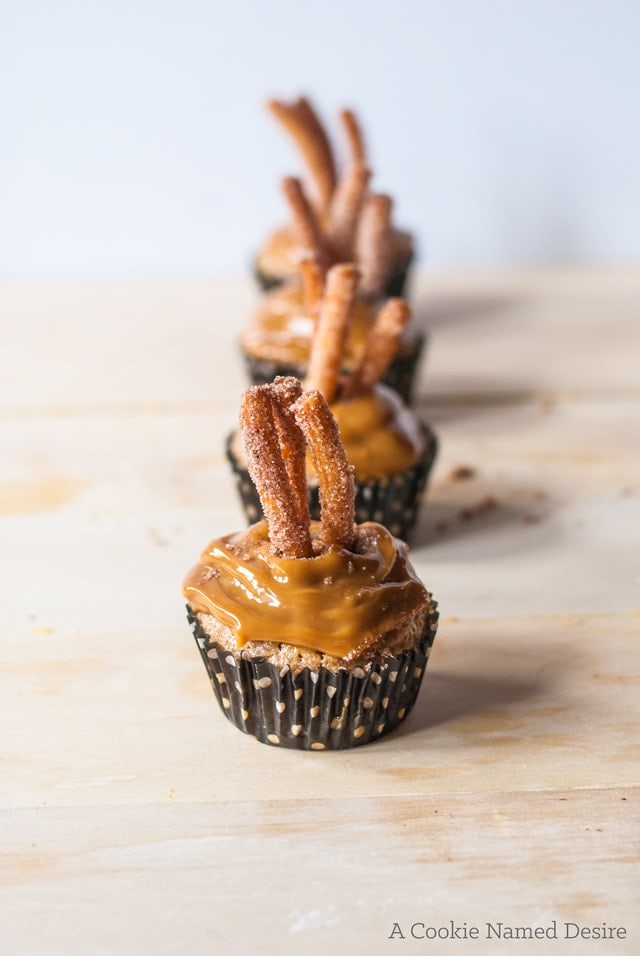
(329, 384), (424, 479)
(183, 520), (429, 661)
(241, 282), (375, 369)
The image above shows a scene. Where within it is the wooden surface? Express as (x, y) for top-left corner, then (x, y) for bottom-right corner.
(1, 267), (639, 954)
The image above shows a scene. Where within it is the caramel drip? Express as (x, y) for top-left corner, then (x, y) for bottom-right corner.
(183, 521), (428, 659)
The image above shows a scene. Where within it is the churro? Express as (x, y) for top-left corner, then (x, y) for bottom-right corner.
(267, 97), (336, 212)
(240, 386), (313, 559)
(355, 193), (393, 299)
(304, 263), (359, 403)
(241, 381), (356, 556)
(270, 376), (310, 528)
(299, 256), (326, 316)
(344, 298), (411, 397)
(293, 389), (355, 550)
(327, 163), (371, 261)
(339, 108), (367, 166)
(281, 177), (326, 264)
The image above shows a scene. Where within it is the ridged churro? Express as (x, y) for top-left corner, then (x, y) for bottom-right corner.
(240, 386), (313, 559)
(267, 97), (336, 212)
(327, 163), (371, 261)
(293, 389), (355, 551)
(355, 193), (393, 299)
(344, 298), (411, 397)
(270, 376), (310, 529)
(299, 256), (326, 317)
(305, 263), (359, 403)
(339, 108), (367, 166)
(281, 177), (326, 265)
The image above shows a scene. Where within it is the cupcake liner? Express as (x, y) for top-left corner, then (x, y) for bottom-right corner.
(226, 421), (438, 542)
(187, 599), (439, 750)
(241, 331), (426, 406)
(382, 331), (425, 405)
(384, 252), (414, 298)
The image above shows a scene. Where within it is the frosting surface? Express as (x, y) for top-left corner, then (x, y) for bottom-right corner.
(241, 283), (376, 368)
(183, 520), (428, 660)
(328, 385), (424, 478)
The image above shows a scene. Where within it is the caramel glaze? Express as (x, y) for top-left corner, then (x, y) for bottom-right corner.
(241, 282), (418, 368)
(256, 224), (414, 281)
(229, 384), (424, 481)
(328, 384), (424, 479)
(183, 520), (429, 661)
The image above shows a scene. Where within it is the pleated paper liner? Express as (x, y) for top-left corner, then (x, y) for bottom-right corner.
(187, 600), (439, 750)
(226, 422), (438, 543)
(241, 332), (426, 406)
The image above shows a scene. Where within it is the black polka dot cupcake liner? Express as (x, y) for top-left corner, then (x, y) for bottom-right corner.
(186, 599), (439, 750)
(241, 332), (426, 406)
(226, 421), (438, 543)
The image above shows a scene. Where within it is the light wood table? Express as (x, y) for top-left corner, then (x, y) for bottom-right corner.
(1, 268), (638, 954)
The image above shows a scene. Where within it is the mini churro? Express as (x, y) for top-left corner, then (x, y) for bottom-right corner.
(344, 298), (411, 397)
(355, 193), (393, 299)
(270, 375), (310, 529)
(281, 177), (326, 264)
(240, 386), (313, 559)
(340, 108), (367, 166)
(293, 389), (355, 551)
(267, 97), (336, 212)
(304, 263), (359, 403)
(327, 163), (371, 261)
(299, 256), (326, 317)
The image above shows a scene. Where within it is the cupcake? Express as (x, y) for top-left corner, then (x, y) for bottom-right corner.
(243, 181), (424, 404)
(184, 381), (438, 749)
(255, 96), (414, 297)
(232, 265), (437, 541)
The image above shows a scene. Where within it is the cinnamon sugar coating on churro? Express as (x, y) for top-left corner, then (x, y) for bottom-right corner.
(240, 386), (313, 559)
(327, 163), (371, 261)
(270, 376), (310, 528)
(355, 193), (393, 299)
(293, 389), (355, 551)
(281, 177), (326, 264)
(305, 263), (359, 404)
(240, 381), (356, 557)
(268, 97), (336, 212)
(345, 298), (411, 397)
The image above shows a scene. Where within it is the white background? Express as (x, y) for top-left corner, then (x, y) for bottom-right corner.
(2, 0), (639, 280)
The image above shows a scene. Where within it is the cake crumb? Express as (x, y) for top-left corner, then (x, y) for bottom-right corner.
(448, 464), (476, 482)
(460, 496), (497, 521)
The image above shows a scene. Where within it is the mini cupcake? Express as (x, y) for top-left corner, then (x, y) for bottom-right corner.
(255, 96), (414, 297)
(232, 265), (437, 541)
(184, 382), (438, 749)
(243, 181), (424, 404)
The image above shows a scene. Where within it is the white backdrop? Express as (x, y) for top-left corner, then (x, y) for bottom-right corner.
(2, 0), (639, 280)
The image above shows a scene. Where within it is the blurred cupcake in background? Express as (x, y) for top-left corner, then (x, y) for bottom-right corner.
(232, 264), (437, 541)
(243, 176), (425, 403)
(254, 96), (415, 298)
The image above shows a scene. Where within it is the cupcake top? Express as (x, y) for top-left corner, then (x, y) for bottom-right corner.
(303, 263), (425, 478)
(239, 263), (425, 479)
(256, 96), (414, 292)
(245, 173), (420, 373)
(184, 380), (430, 665)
